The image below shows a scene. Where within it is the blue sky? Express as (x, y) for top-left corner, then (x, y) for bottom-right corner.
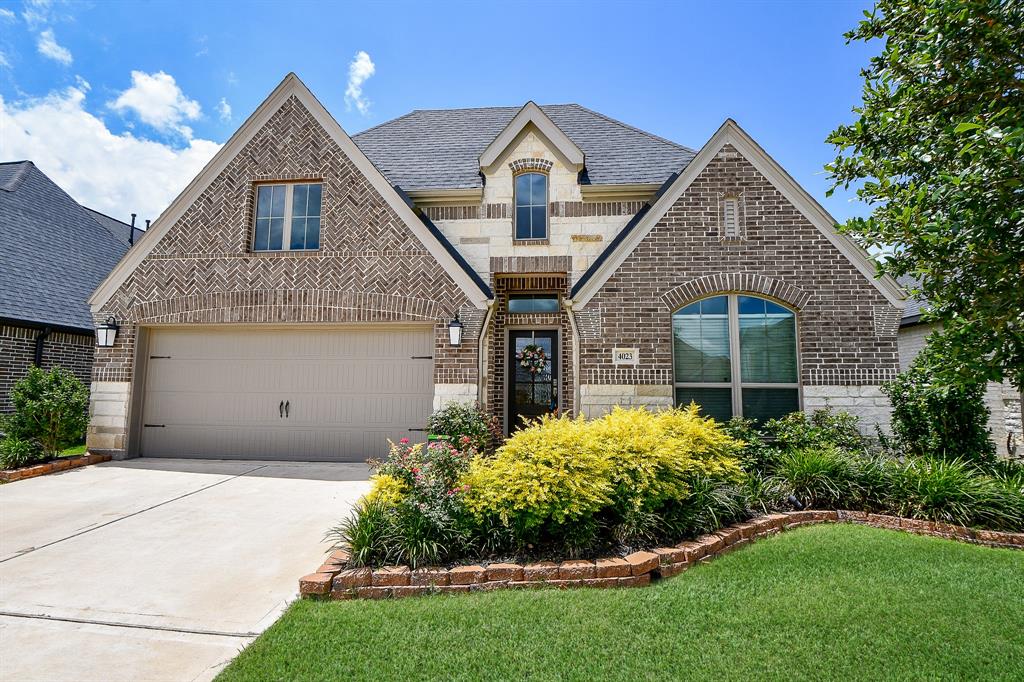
(0, 0), (877, 223)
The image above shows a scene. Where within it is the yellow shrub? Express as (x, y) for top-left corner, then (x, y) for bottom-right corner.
(462, 406), (743, 530)
(463, 414), (614, 528)
(364, 474), (409, 507)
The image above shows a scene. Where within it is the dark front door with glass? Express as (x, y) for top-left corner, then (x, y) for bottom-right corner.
(508, 330), (558, 433)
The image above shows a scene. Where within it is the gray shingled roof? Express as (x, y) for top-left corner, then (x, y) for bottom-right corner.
(352, 104), (696, 191)
(0, 161), (130, 331)
(896, 274), (927, 323)
(85, 207), (146, 247)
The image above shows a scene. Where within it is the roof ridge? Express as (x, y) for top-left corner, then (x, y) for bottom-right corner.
(352, 110), (425, 137)
(84, 206), (133, 228)
(564, 103), (696, 154)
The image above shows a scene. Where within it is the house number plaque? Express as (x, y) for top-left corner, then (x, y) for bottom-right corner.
(612, 348), (639, 365)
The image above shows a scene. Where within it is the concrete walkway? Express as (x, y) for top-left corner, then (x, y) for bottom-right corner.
(0, 458), (370, 682)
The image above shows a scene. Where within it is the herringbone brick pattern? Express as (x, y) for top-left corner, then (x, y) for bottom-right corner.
(94, 94), (477, 385)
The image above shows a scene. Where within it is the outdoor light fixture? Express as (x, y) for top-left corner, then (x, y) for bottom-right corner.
(96, 316), (119, 347)
(448, 314), (464, 346)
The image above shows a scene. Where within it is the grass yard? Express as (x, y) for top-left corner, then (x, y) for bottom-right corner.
(219, 524), (1024, 681)
(59, 443), (87, 457)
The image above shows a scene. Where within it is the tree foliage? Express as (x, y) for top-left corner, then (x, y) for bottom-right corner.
(827, 0), (1024, 389)
(6, 366), (89, 456)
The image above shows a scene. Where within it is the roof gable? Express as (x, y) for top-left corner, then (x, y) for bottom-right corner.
(571, 119), (905, 308)
(90, 74), (491, 311)
(478, 101), (585, 172)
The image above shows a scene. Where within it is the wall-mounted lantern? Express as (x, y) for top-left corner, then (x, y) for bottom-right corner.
(448, 314), (464, 347)
(96, 316), (119, 348)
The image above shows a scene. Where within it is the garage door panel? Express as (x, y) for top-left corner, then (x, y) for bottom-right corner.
(141, 326), (434, 462)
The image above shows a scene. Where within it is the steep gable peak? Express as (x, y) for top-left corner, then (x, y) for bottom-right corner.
(478, 101), (585, 173)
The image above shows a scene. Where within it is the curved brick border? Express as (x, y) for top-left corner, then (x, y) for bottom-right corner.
(660, 273), (813, 313)
(0, 453), (111, 483)
(299, 511), (1023, 600)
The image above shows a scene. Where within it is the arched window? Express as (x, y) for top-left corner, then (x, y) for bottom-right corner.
(514, 172), (548, 240)
(672, 294), (799, 423)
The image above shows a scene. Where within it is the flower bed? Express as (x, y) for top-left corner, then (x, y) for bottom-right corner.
(299, 509), (1024, 600)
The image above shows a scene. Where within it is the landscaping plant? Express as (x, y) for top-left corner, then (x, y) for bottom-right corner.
(0, 435), (42, 470)
(4, 366), (89, 459)
(882, 347), (996, 462)
(426, 401), (501, 452)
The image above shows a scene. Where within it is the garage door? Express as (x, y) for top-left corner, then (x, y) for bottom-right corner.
(139, 326), (434, 461)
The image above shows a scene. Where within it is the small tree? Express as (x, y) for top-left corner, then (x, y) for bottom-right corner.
(7, 366), (89, 456)
(882, 346), (995, 462)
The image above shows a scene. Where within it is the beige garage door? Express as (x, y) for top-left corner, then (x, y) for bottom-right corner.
(140, 326), (434, 461)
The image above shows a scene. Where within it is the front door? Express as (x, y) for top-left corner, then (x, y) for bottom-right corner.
(508, 330), (558, 433)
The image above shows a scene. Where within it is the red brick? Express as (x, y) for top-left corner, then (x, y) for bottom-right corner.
(474, 580), (509, 592)
(356, 586), (392, 599)
(449, 565), (486, 585)
(329, 548), (351, 564)
(486, 563), (524, 582)
(733, 522), (756, 540)
(716, 528), (741, 546)
(675, 541), (706, 562)
(438, 584), (473, 593)
(558, 560), (596, 580)
(391, 585), (430, 598)
(624, 551), (659, 576)
(298, 572), (333, 596)
(410, 567), (450, 586)
(594, 557), (631, 578)
(333, 567), (371, 590)
(618, 574), (651, 587)
(653, 547), (686, 564)
(696, 533), (724, 554)
(657, 562), (688, 579)
(582, 577), (620, 589)
(372, 566), (411, 587)
(522, 561), (560, 581)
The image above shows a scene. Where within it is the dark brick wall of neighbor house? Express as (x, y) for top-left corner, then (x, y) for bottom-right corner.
(1, 324), (94, 412)
(92, 93), (479, 387)
(582, 144), (901, 390)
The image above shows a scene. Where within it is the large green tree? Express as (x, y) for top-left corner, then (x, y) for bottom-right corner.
(827, 0), (1023, 390)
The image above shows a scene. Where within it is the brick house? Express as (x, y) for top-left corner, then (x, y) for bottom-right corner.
(86, 74), (906, 461)
(0, 161), (140, 412)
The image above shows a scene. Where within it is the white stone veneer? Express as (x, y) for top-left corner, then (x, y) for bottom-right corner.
(86, 381), (131, 455)
(579, 384), (673, 419)
(803, 385), (891, 436)
(433, 383), (478, 412)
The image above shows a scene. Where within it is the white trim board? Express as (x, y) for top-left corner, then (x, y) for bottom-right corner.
(89, 73), (491, 312)
(479, 101), (585, 172)
(570, 119), (905, 309)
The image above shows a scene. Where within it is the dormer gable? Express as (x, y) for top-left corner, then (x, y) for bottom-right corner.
(479, 102), (585, 175)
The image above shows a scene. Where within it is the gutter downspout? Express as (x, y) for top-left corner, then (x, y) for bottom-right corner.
(564, 299), (581, 417)
(476, 300), (496, 406)
(33, 327), (52, 367)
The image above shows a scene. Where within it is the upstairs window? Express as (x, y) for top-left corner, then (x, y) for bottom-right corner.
(507, 293), (560, 314)
(673, 294), (799, 423)
(253, 182), (322, 252)
(514, 172), (548, 240)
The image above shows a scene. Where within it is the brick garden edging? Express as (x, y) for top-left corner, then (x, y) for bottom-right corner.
(0, 453), (111, 483)
(299, 510), (1024, 600)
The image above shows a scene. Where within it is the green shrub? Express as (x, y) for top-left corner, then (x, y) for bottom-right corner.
(426, 402), (500, 452)
(888, 458), (1019, 529)
(0, 436), (43, 470)
(772, 445), (858, 509)
(6, 366), (89, 456)
(882, 347), (995, 462)
(722, 417), (781, 474)
(763, 408), (867, 453)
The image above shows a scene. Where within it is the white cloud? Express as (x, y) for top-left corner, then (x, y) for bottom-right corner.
(0, 84), (221, 221)
(0, 8), (16, 20)
(344, 50), (375, 115)
(216, 97), (231, 122)
(37, 28), (72, 65)
(0, 51), (10, 69)
(109, 70), (201, 137)
(22, 0), (52, 27)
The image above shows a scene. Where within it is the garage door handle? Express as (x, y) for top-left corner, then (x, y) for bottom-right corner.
(285, 400), (290, 418)
(279, 400), (284, 418)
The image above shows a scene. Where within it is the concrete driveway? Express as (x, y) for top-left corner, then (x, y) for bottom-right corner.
(0, 458), (370, 682)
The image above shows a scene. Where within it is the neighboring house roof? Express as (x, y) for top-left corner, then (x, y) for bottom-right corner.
(896, 274), (927, 326)
(352, 103), (696, 191)
(85, 208), (146, 248)
(0, 161), (130, 331)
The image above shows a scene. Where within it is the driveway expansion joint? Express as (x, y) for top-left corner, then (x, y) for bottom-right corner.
(0, 610), (258, 638)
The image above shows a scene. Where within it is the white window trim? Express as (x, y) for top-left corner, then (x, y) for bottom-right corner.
(513, 171), (549, 241)
(253, 182), (322, 252)
(672, 293), (802, 418)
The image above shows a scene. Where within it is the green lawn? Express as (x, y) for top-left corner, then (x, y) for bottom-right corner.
(59, 443), (87, 457)
(219, 524), (1023, 681)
